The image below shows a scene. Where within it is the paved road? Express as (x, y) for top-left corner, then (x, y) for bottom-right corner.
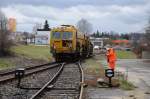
(116, 59), (150, 99)
(116, 59), (150, 89)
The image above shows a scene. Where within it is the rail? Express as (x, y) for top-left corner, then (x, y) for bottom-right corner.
(30, 63), (65, 99)
(78, 61), (85, 99)
(0, 62), (60, 83)
(0, 62), (56, 76)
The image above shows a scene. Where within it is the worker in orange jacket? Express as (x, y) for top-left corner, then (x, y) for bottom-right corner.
(106, 48), (117, 70)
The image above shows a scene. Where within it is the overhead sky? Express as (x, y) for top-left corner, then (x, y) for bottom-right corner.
(1, 0), (150, 33)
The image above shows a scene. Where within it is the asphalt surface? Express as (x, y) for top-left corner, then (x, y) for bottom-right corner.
(116, 59), (150, 89)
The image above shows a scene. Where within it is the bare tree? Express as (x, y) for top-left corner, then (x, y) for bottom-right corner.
(144, 18), (150, 51)
(76, 18), (93, 35)
(0, 10), (7, 31)
(145, 19), (150, 38)
(32, 23), (42, 34)
(131, 17), (150, 58)
(0, 10), (13, 56)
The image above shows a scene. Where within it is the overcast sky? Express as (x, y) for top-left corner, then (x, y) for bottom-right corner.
(0, 0), (150, 33)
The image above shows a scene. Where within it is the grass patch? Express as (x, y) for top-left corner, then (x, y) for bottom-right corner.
(119, 78), (135, 90)
(85, 58), (100, 74)
(116, 50), (136, 59)
(11, 45), (51, 61)
(0, 45), (51, 70)
(0, 58), (14, 69)
(84, 55), (105, 76)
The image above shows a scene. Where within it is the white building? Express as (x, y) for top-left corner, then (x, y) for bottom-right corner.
(35, 31), (50, 45)
(90, 37), (109, 48)
(90, 37), (109, 54)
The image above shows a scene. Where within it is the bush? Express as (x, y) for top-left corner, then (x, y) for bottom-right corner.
(0, 30), (13, 56)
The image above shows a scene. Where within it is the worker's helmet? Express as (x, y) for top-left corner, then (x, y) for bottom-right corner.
(106, 48), (110, 51)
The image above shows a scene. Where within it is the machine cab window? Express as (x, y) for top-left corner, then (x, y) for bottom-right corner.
(52, 32), (61, 39)
(62, 32), (72, 40)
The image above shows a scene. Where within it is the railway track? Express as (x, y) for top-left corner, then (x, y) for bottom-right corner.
(0, 63), (64, 99)
(0, 62), (60, 83)
(0, 61), (84, 99)
(30, 61), (84, 99)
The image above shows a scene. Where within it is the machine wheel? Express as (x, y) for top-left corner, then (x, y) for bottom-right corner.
(55, 54), (61, 62)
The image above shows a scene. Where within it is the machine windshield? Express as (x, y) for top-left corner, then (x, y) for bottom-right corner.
(52, 32), (61, 39)
(62, 32), (72, 40)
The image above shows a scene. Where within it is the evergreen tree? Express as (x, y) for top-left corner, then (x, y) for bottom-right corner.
(96, 30), (99, 38)
(44, 20), (49, 30)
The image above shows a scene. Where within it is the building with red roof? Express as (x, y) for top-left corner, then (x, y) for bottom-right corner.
(112, 40), (129, 45)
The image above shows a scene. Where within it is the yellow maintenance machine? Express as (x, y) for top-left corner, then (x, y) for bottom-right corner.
(50, 25), (93, 61)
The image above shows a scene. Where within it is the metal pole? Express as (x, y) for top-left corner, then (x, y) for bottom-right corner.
(108, 77), (112, 87)
(17, 77), (21, 88)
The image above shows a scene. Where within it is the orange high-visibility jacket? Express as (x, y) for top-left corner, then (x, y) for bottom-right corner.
(106, 48), (116, 69)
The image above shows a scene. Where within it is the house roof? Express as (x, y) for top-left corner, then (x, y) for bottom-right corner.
(112, 40), (129, 44)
